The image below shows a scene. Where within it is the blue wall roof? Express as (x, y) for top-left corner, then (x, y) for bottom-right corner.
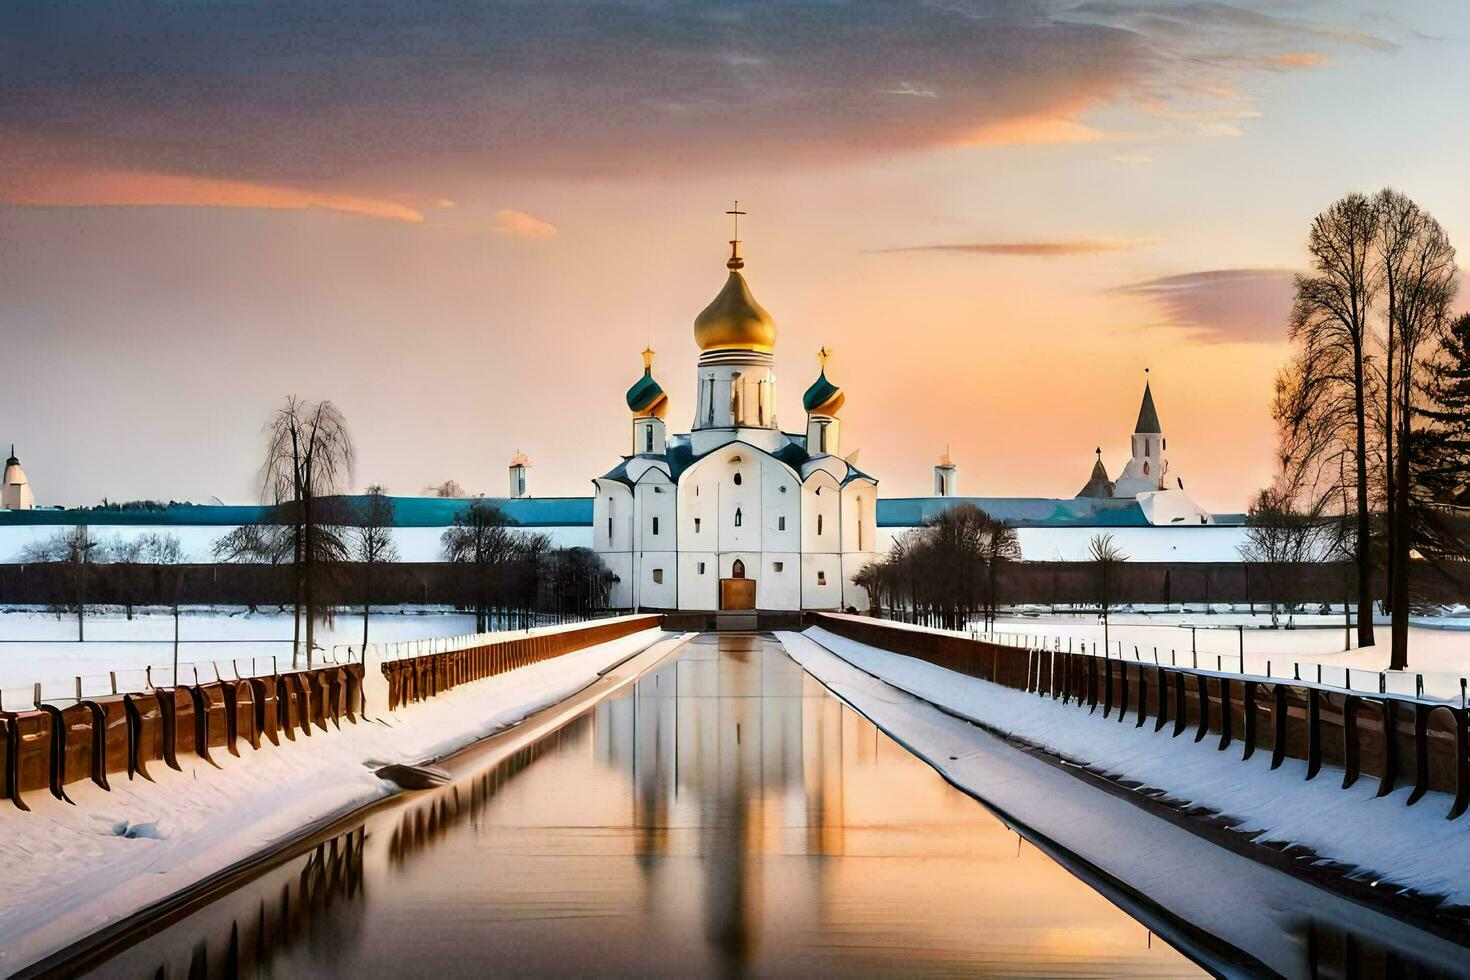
(0, 493), (1243, 530)
(876, 496), (1149, 528)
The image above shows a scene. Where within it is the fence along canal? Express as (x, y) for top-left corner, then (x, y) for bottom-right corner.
(815, 614), (1470, 822)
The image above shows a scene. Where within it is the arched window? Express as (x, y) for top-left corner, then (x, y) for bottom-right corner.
(733, 471), (743, 486)
(732, 559), (746, 579)
(1143, 461), (1150, 475)
(734, 507), (743, 527)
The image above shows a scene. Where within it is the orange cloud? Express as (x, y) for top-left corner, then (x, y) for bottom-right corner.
(491, 209), (557, 239)
(872, 239), (1154, 257)
(959, 112), (1106, 147)
(2, 168), (424, 222)
(1268, 52), (1332, 69)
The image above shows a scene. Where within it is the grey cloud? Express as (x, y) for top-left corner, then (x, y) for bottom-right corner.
(1113, 268), (1298, 343)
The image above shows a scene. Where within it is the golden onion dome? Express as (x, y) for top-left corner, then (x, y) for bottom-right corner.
(693, 245), (776, 354)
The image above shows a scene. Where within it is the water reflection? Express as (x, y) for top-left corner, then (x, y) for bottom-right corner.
(85, 634), (1447, 978)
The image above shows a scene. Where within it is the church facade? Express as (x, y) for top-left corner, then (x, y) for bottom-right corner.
(592, 236), (877, 612)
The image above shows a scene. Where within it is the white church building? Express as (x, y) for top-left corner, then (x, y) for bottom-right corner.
(592, 232), (877, 612)
(1075, 374), (1214, 526)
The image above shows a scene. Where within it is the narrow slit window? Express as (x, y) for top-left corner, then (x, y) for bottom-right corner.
(698, 561), (706, 574)
(694, 517), (702, 533)
(734, 507), (743, 527)
(652, 516), (659, 535)
(778, 516), (786, 531)
(817, 514), (824, 535)
(817, 570), (827, 586)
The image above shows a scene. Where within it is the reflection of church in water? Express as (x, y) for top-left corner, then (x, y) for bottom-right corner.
(593, 207), (877, 613)
(592, 635), (852, 970)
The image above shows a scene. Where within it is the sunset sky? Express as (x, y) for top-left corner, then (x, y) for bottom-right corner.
(2, 1), (1468, 512)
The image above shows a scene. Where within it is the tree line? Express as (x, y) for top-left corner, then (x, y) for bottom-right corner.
(14, 397), (615, 664)
(1266, 188), (1466, 668)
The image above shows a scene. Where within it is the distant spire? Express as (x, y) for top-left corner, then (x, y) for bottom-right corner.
(1134, 373), (1161, 434)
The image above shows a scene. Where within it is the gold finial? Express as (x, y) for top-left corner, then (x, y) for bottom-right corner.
(641, 346), (655, 372)
(818, 345), (832, 370)
(726, 200), (747, 270)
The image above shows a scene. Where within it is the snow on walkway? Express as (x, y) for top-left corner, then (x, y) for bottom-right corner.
(778, 628), (1470, 975)
(0, 626), (678, 974)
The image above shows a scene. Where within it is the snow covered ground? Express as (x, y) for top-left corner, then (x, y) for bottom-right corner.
(0, 525), (589, 564)
(970, 609), (1470, 700)
(0, 625), (685, 974)
(0, 606), (569, 703)
(776, 628), (1470, 975)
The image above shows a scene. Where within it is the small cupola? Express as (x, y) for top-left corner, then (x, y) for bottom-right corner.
(934, 448), (958, 497)
(627, 348), (668, 456)
(508, 450), (531, 499)
(804, 347), (845, 456)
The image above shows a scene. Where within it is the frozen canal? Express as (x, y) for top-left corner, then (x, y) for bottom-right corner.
(79, 633), (1201, 976)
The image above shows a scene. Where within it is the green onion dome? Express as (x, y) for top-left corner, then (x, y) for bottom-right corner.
(802, 349), (845, 416)
(626, 348), (669, 419)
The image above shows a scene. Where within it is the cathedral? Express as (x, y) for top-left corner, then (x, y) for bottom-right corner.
(592, 228), (877, 612)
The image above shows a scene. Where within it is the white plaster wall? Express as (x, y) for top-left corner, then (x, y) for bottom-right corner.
(840, 481), (877, 554)
(756, 551), (801, 609)
(634, 477), (677, 552)
(801, 473), (840, 554)
(800, 552), (844, 608)
(592, 480), (633, 553)
(761, 462), (800, 552)
(677, 550), (719, 609)
(634, 549), (678, 608)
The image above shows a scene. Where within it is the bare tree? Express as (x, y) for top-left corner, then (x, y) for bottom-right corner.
(139, 533), (186, 684)
(23, 525), (99, 640)
(105, 536), (146, 620)
(441, 499), (522, 632)
(426, 479), (467, 498)
(212, 523), (292, 612)
(1087, 532), (1128, 654)
(262, 397), (355, 667)
(1374, 189), (1458, 668)
(351, 485), (399, 654)
(1277, 193), (1381, 649)
(1239, 486), (1335, 628)
(854, 503), (1016, 630)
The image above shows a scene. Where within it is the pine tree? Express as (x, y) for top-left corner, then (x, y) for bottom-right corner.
(1410, 312), (1470, 560)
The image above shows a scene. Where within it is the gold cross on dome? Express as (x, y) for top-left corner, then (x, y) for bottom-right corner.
(642, 346), (655, 371)
(725, 201), (746, 244)
(818, 345), (832, 369)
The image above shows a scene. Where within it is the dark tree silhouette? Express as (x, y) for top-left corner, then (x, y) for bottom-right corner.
(262, 397), (354, 667)
(351, 485), (399, 654)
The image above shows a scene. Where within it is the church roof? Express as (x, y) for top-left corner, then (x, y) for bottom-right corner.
(4, 445), (16, 467)
(1135, 382), (1161, 434)
(1076, 456), (1115, 499)
(596, 432), (875, 489)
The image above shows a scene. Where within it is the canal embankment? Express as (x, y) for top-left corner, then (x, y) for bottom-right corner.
(777, 627), (1470, 974)
(0, 624), (687, 975)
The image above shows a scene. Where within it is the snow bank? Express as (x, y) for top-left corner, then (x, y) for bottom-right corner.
(791, 627), (1470, 905)
(776, 629), (1470, 976)
(0, 626), (680, 974)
